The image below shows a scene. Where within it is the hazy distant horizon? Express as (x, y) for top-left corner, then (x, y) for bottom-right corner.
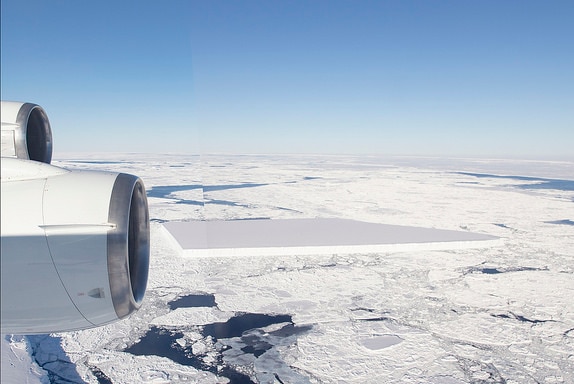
(52, 152), (574, 180)
(53, 150), (574, 163)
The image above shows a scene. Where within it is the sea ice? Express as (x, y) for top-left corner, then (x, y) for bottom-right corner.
(3, 154), (573, 384)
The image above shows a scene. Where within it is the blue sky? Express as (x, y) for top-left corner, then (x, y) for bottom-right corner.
(2, 1), (573, 159)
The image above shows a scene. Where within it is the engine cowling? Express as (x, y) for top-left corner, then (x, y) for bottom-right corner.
(1, 101), (53, 164)
(0, 102), (150, 334)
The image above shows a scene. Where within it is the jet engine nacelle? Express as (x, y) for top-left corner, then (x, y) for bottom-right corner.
(1, 102), (150, 334)
(1, 101), (53, 164)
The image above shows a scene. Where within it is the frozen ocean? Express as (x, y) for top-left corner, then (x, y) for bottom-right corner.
(2, 154), (573, 384)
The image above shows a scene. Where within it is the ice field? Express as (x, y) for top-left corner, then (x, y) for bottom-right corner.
(2, 154), (573, 384)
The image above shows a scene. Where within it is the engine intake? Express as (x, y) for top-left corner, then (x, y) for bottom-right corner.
(1, 101), (53, 164)
(108, 173), (150, 318)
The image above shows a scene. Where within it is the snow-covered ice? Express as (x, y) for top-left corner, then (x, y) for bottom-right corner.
(2, 154), (573, 384)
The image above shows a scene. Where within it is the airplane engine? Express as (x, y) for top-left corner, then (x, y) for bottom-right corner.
(1, 102), (150, 334)
(1, 101), (53, 164)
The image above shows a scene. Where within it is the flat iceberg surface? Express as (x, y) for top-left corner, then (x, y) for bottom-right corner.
(164, 218), (499, 256)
